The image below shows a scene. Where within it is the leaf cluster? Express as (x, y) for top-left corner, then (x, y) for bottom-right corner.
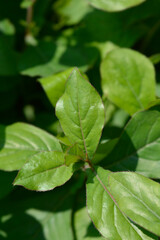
(1, 0), (160, 239)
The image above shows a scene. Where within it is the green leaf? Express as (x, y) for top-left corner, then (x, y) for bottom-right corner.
(14, 151), (75, 191)
(101, 48), (156, 115)
(101, 107), (160, 178)
(86, 167), (156, 240)
(87, 0), (146, 12)
(0, 19), (15, 35)
(0, 123), (62, 171)
(108, 172), (160, 236)
(20, 0), (33, 9)
(56, 68), (105, 160)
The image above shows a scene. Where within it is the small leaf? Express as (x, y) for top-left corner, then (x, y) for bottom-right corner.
(101, 106), (160, 178)
(14, 151), (75, 191)
(150, 53), (160, 65)
(56, 68), (105, 160)
(108, 172), (160, 236)
(0, 19), (15, 35)
(20, 0), (33, 9)
(87, 0), (146, 12)
(0, 123), (62, 171)
(101, 48), (156, 115)
(86, 167), (156, 240)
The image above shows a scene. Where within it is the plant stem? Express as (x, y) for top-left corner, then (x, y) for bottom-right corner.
(26, 0), (36, 35)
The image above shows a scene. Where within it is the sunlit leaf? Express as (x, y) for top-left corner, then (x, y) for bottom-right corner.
(87, 167), (156, 240)
(101, 48), (156, 115)
(56, 68), (105, 159)
(0, 123), (62, 171)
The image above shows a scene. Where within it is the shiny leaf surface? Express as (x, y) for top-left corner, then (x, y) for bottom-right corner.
(14, 151), (75, 191)
(0, 123), (62, 171)
(86, 167), (156, 240)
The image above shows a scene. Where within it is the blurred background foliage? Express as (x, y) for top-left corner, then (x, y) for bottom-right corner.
(0, 0), (160, 239)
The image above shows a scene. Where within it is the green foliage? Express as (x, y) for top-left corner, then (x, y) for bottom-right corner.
(87, 167), (157, 240)
(1, 0), (160, 239)
(101, 48), (156, 115)
(14, 151), (77, 191)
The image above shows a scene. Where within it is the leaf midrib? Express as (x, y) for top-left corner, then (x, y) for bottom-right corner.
(91, 168), (144, 239)
(16, 163), (67, 182)
(76, 78), (88, 158)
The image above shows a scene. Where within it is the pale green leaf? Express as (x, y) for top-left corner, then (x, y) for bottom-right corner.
(108, 172), (160, 236)
(0, 123), (62, 171)
(86, 167), (156, 240)
(14, 151), (75, 191)
(101, 107), (160, 178)
(0, 19), (15, 35)
(101, 48), (156, 115)
(87, 0), (146, 12)
(56, 68), (105, 160)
